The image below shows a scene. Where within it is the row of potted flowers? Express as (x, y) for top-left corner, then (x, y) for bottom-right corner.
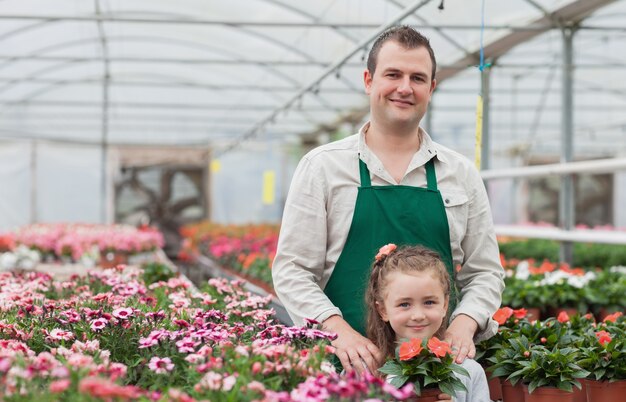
(0, 223), (164, 269)
(179, 223), (277, 287)
(501, 257), (626, 320)
(476, 307), (626, 402)
(0, 265), (422, 401)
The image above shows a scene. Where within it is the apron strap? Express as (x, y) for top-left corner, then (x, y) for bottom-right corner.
(426, 158), (438, 191)
(359, 158), (371, 187)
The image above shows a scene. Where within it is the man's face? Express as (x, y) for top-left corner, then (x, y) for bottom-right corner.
(364, 41), (436, 131)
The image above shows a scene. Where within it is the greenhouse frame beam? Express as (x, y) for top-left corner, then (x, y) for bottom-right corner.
(0, 13), (624, 32)
(560, 27), (575, 264)
(3, 55), (626, 70)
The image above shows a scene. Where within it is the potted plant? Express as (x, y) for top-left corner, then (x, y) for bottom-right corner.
(378, 337), (469, 400)
(487, 335), (533, 402)
(577, 324), (626, 401)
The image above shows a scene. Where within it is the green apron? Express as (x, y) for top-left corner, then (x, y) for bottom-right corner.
(324, 157), (457, 338)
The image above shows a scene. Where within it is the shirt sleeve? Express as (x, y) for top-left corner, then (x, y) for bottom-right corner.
(456, 359), (491, 402)
(272, 155), (342, 326)
(450, 164), (505, 342)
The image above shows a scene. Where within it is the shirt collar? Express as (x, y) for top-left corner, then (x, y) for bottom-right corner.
(357, 121), (448, 166)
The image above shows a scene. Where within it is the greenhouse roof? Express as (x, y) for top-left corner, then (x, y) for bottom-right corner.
(1, 0), (625, 158)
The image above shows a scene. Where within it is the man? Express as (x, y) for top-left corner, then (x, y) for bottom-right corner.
(273, 26), (504, 377)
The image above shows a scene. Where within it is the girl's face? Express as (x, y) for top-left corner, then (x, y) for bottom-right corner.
(376, 270), (448, 341)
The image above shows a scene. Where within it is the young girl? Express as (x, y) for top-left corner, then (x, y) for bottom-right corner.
(366, 244), (490, 402)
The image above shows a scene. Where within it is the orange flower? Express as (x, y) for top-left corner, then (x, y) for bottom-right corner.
(557, 311), (570, 323)
(595, 330), (612, 346)
(399, 338), (423, 361)
(427, 336), (452, 358)
(493, 307), (514, 325)
(603, 311), (623, 323)
(375, 243), (397, 262)
(513, 308), (528, 319)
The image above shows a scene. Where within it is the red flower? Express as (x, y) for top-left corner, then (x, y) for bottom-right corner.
(596, 330), (612, 346)
(513, 308), (528, 319)
(603, 312), (623, 323)
(399, 338), (423, 361)
(557, 311), (570, 323)
(427, 337), (452, 358)
(493, 307), (514, 325)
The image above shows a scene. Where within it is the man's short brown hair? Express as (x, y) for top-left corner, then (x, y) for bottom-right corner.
(367, 25), (437, 80)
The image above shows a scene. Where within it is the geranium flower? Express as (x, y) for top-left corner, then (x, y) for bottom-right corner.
(603, 311), (623, 323)
(148, 357), (174, 374)
(493, 307), (514, 325)
(375, 244), (397, 262)
(427, 336), (452, 358)
(399, 338), (423, 361)
(595, 330), (612, 346)
(512, 308), (528, 319)
(557, 311), (570, 323)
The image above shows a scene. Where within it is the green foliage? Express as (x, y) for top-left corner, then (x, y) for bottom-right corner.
(142, 262), (177, 285)
(499, 239), (626, 268)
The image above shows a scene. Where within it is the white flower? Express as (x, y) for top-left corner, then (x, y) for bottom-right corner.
(515, 261), (530, 280)
(0, 253), (18, 269)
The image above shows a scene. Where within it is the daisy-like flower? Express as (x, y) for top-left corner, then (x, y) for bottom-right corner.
(148, 356), (174, 374)
(112, 307), (133, 320)
(48, 328), (74, 341)
(90, 318), (108, 331)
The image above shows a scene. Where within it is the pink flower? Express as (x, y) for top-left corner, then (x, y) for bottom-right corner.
(375, 243), (397, 262)
(50, 379), (71, 393)
(148, 357), (174, 374)
(112, 307), (133, 320)
(557, 311), (570, 323)
(90, 318), (108, 331)
(48, 329), (74, 342)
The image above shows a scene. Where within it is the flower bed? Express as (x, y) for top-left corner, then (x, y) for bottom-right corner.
(0, 266), (415, 401)
(0, 223), (164, 269)
(179, 223), (278, 288)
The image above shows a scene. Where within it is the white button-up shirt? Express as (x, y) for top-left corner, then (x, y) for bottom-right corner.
(272, 123), (504, 341)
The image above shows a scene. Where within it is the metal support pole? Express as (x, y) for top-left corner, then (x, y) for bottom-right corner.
(30, 140), (37, 223)
(559, 27), (575, 264)
(480, 63), (492, 171)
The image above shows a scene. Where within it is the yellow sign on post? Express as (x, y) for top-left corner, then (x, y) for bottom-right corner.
(474, 95), (483, 170)
(262, 170), (275, 205)
(210, 159), (221, 173)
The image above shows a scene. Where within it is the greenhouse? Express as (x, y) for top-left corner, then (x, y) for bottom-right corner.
(1, 0), (626, 401)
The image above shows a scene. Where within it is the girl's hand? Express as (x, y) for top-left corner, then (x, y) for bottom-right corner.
(437, 393), (452, 401)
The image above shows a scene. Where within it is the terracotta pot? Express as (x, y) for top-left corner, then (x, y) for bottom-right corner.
(487, 374), (503, 401)
(502, 380), (525, 402)
(411, 387), (441, 402)
(523, 385), (574, 402)
(584, 379), (626, 402)
(572, 381), (587, 402)
(100, 251), (128, 269)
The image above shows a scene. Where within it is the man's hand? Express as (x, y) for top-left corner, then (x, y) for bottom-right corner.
(444, 314), (478, 364)
(322, 315), (383, 375)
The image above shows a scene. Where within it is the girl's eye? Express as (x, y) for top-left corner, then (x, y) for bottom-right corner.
(398, 302), (410, 308)
(424, 300), (436, 306)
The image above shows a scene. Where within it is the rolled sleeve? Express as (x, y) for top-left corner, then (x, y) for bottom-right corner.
(451, 167), (505, 342)
(272, 156), (341, 326)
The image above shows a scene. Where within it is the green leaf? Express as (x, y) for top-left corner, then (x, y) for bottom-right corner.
(378, 360), (403, 376)
(388, 374), (410, 389)
(449, 364), (470, 378)
(438, 382), (455, 397)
